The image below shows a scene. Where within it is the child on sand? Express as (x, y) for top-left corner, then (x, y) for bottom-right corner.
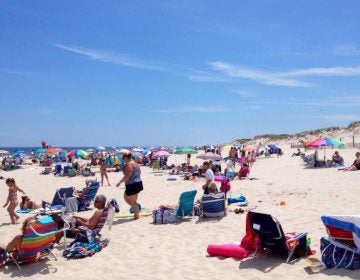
(3, 178), (25, 224)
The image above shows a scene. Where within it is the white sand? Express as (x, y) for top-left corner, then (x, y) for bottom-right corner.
(1, 146), (359, 279)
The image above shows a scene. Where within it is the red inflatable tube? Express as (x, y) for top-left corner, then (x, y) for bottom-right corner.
(207, 243), (251, 259)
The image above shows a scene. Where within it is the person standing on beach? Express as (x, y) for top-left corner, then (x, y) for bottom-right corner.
(3, 178), (25, 224)
(202, 161), (215, 195)
(100, 159), (111, 186)
(116, 152), (143, 220)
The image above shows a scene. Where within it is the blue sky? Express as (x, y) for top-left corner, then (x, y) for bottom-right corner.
(1, 1), (360, 147)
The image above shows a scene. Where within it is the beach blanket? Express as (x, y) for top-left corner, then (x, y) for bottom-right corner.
(63, 240), (108, 259)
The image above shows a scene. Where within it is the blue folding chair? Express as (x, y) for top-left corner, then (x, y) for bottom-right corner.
(176, 190), (197, 220)
(46, 187), (75, 209)
(78, 181), (100, 211)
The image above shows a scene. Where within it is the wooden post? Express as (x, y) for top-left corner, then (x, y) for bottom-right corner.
(353, 135), (355, 148)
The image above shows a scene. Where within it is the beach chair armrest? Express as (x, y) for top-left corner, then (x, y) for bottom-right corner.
(286, 232), (307, 243)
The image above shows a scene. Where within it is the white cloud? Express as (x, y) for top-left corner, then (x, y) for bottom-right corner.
(191, 60), (360, 87)
(283, 66), (360, 77)
(209, 61), (310, 87)
(56, 44), (163, 70)
(229, 89), (253, 98)
(246, 98), (360, 107)
(154, 106), (228, 113)
(188, 72), (230, 83)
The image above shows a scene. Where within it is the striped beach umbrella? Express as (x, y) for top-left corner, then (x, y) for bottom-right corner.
(66, 149), (88, 158)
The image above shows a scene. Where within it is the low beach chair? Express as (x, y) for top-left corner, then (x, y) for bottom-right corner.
(248, 211), (308, 263)
(72, 207), (111, 243)
(152, 161), (160, 171)
(176, 190), (197, 220)
(201, 192), (226, 218)
(78, 181), (100, 211)
(8, 216), (58, 270)
(320, 215), (360, 269)
(46, 187), (75, 209)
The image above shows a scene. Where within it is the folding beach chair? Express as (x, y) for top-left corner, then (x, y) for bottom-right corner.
(201, 192), (226, 218)
(78, 181), (100, 211)
(8, 216), (58, 270)
(248, 211), (308, 263)
(46, 187), (75, 209)
(152, 161), (160, 171)
(176, 190), (197, 220)
(320, 215), (360, 269)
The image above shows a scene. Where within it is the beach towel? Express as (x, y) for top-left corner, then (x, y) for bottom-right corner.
(63, 240), (108, 259)
(16, 209), (32, 214)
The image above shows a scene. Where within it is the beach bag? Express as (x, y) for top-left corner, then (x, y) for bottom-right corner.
(152, 208), (176, 224)
(320, 237), (360, 269)
(220, 181), (231, 193)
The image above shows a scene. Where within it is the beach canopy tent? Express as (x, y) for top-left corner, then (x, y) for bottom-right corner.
(267, 144), (280, 154)
(66, 149), (88, 158)
(86, 148), (95, 153)
(306, 137), (345, 148)
(96, 146), (106, 151)
(132, 152), (143, 159)
(132, 147), (143, 152)
(197, 152), (222, 161)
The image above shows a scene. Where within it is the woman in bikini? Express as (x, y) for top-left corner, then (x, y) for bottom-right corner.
(100, 159), (111, 186)
(3, 178), (25, 224)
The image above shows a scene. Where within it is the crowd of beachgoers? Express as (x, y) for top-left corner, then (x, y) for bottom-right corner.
(0, 142), (359, 278)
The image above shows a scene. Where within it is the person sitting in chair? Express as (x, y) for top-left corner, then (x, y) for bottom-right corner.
(55, 194), (107, 242)
(331, 151), (344, 166)
(0, 217), (36, 263)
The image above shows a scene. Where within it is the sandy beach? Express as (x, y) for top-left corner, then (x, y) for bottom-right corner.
(1, 145), (359, 280)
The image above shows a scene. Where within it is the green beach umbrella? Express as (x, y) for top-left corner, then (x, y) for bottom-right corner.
(174, 147), (198, 155)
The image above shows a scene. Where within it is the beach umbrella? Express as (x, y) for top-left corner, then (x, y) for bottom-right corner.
(117, 148), (130, 154)
(0, 150), (10, 155)
(96, 146), (106, 151)
(15, 149), (25, 154)
(132, 151), (143, 158)
(174, 147), (197, 155)
(243, 145), (257, 152)
(152, 151), (171, 159)
(174, 147), (197, 165)
(197, 152), (222, 161)
(35, 148), (46, 154)
(306, 137), (345, 148)
(132, 147), (143, 152)
(306, 137), (345, 161)
(13, 152), (25, 158)
(86, 148), (95, 152)
(46, 147), (62, 154)
(66, 149), (88, 158)
(148, 147), (160, 152)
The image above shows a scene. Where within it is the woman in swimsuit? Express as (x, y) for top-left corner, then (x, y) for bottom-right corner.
(3, 178), (25, 224)
(116, 152), (143, 219)
(344, 152), (360, 171)
(100, 159), (111, 186)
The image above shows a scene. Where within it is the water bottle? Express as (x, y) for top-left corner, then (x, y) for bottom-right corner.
(306, 237), (311, 247)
